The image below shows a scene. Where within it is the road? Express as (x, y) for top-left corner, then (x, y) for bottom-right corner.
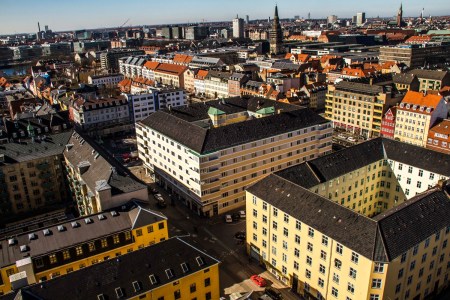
(133, 168), (303, 300)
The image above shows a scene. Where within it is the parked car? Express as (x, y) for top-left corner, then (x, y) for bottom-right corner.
(347, 137), (357, 142)
(154, 193), (164, 201)
(149, 187), (159, 194)
(232, 213), (240, 222)
(234, 231), (246, 240)
(239, 210), (246, 218)
(337, 134), (346, 139)
(250, 275), (267, 287)
(264, 287), (282, 300)
(225, 214), (233, 223)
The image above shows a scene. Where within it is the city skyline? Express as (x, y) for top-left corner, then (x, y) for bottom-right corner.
(1, 0), (450, 35)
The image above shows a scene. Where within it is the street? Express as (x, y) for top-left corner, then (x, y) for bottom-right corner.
(131, 165), (302, 300)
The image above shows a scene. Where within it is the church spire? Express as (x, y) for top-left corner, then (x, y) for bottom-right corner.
(274, 5), (279, 19)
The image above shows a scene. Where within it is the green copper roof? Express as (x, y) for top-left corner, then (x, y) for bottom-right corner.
(256, 106), (275, 115)
(208, 107), (226, 116)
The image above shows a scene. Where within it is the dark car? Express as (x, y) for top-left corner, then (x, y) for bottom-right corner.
(232, 213), (240, 222)
(150, 188), (159, 194)
(264, 288), (282, 300)
(234, 231), (246, 240)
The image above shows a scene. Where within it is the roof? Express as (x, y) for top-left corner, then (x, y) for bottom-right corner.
(0, 203), (166, 268)
(143, 61), (160, 70)
(334, 80), (385, 95)
(400, 91), (443, 109)
(139, 96), (328, 154)
(16, 237), (218, 300)
(428, 119), (450, 137)
(248, 173), (450, 262)
(172, 54), (193, 64)
(154, 63), (187, 76)
(392, 73), (417, 85)
(407, 69), (448, 81)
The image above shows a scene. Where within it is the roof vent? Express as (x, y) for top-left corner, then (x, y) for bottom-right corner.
(132, 281), (141, 292)
(165, 269), (174, 279)
(196, 256), (204, 266)
(8, 238), (16, 246)
(111, 210), (118, 217)
(180, 262), (189, 273)
(84, 218), (93, 224)
(71, 221), (79, 228)
(20, 245), (28, 253)
(97, 295), (105, 300)
(115, 287), (124, 299)
(43, 229), (51, 236)
(149, 274), (157, 285)
(28, 233), (37, 241)
(98, 214), (106, 221)
(57, 225), (66, 232)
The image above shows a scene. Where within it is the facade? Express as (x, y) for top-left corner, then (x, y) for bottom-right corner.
(118, 56), (148, 78)
(392, 73), (419, 92)
(0, 202), (168, 295)
(70, 96), (131, 130)
(0, 131), (72, 221)
(99, 49), (145, 72)
(325, 80), (403, 138)
(153, 63), (187, 88)
(41, 43), (72, 57)
(406, 69), (450, 92)
(64, 132), (148, 216)
(228, 73), (249, 97)
(379, 44), (450, 68)
(204, 71), (230, 99)
(11, 237), (219, 300)
(300, 83), (328, 110)
(87, 73), (124, 88)
(269, 5), (284, 55)
(233, 16), (245, 38)
(426, 119), (450, 154)
(381, 107), (396, 139)
(185, 26), (209, 40)
(394, 91), (447, 147)
(356, 12), (366, 26)
(136, 97), (332, 217)
(246, 138), (450, 300)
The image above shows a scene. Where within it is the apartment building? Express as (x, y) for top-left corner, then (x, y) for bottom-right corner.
(426, 119), (450, 154)
(228, 73), (249, 97)
(325, 79), (403, 138)
(99, 49), (145, 72)
(142, 61), (160, 81)
(153, 63), (187, 88)
(69, 96), (130, 130)
(394, 91), (447, 147)
(246, 138), (450, 300)
(87, 73), (124, 88)
(11, 237), (220, 300)
(0, 131), (72, 222)
(392, 73), (420, 92)
(381, 107), (396, 139)
(300, 82), (328, 110)
(64, 132), (148, 216)
(406, 69), (450, 92)
(118, 56), (148, 78)
(0, 202), (168, 295)
(194, 70), (209, 96)
(204, 70), (230, 99)
(136, 96), (332, 216)
(379, 44), (450, 68)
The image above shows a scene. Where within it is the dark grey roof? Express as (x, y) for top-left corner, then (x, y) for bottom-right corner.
(407, 69), (448, 81)
(16, 237), (218, 300)
(0, 131), (72, 165)
(392, 73), (417, 85)
(139, 97), (329, 154)
(0, 203), (166, 268)
(334, 81), (385, 95)
(248, 174), (450, 262)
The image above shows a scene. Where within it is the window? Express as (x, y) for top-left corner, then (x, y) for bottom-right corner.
(174, 290), (181, 299)
(296, 220), (301, 230)
(113, 235), (120, 244)
(294, 261), (299, 270)
(283, 228), (288, 237)
(136, 229), (143, 236)
(62, 250), (70, 260)
(334, 259), (342, 269)
(273, 208), (278, 216)
(320, 250), (327, 260)
(306, 256), (312, 266)
(308, 228), (315, 237)
(294, 248), (300, 257)
(305, 269), (311, 279)
(284, 214), (289, 223)
(319, 264), (326, 274)
(351, 252), (359, 264)
(349, 267), (357, 279)
(307, 242), (313, 252)
(49, 254), (57, 264)
(76, 246), (83, 256)
(125, 232), (131, 240)
(295, 234), (300, 244)
(101, 239), (108, 248)
(410, 261), (415, 271)
(369, 295), (379, 300)
(322, 235), (328, 246)
(398, 268), (404, 279)
(347, 282), (355, 294)
(318, 278), (324, 287)
(333, 273), (339, 283)
(336, 243), (343, 255)
(374, 263), (384, 273)
(372, 279), (382, 289)
(204, 277), (210, 287)
(190, 283), (196, 293)
(395, 283), (401, 294)
(332, 287), (338, 298)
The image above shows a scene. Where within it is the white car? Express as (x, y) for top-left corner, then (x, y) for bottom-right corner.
(337, 134), (346, 139)
(347, 137), (357, 142)
(225, 215), (233, 223)
(239, 210), (246, 218)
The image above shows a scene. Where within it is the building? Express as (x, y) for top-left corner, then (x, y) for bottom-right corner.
(406, 69), (450, 92)
(427, 119), (450, 154)
(381, 107), (397, 139)
(327, 15), (338, 25)
(204, 71), (230, 99)
(41, 43), (72, 57)
(118, 56), (148, 78)
(246, 138), (450, 300)
(153, 63), (187, 88)
(379, 44), (450, 68)
(299, 83), (328, 110)
(233, 16), (245, 38)
(0, 131), (72, 222)
(394, 91), (447, 147)
(325, 79), (403, 138)
(269, 5), (284, 55)
(87, 73), (124, 88)
(356, 12), (366, 26)
(397, 3), (403, 27)
(10, 237), (219, 300)
(185, 26), (209, 40)
(136, 97), (332, 217)
(64, 131), (148, 215)
(228, 73), (249, 97)
(99, 49), (145, 72)
(392, 73), (420, 92)
(0, 202), (168, 295)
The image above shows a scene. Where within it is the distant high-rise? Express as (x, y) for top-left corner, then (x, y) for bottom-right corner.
(356, 12), (366, 26)
(246, 15), (250, 24)
(269, 5), (284, 55)
(308, 12), (311, 20)
(397, 3), (403, 27)
(327, 15), (338, 25)
(233, 15), (245, 38)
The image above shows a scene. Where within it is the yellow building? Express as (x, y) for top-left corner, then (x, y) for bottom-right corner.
(394, 91), (447, 147)
(407, 69), (450, 92)
(0, 202), (168, 295)
(325, 79), (403, 139)
(137, 96), (332, 216)
(246, 138), (450, 300)
(0, 131), (72, 222)
(11, 237), (220, 300)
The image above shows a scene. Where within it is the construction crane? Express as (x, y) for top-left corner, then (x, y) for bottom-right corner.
(119, 18), (130, 29)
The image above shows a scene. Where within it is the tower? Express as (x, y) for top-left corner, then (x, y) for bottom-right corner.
(269, 5), (284, 55)
(233, 15), (245, 38)
(397, 3), (403, 27)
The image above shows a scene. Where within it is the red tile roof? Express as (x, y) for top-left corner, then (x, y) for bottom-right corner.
(155, 63), (187, 76)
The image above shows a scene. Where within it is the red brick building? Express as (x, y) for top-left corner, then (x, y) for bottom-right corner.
(426, 119), (450, 154)
(381, 107), (397, 139)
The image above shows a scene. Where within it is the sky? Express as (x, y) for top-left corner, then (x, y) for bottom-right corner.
(1, 0), (449, 35)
